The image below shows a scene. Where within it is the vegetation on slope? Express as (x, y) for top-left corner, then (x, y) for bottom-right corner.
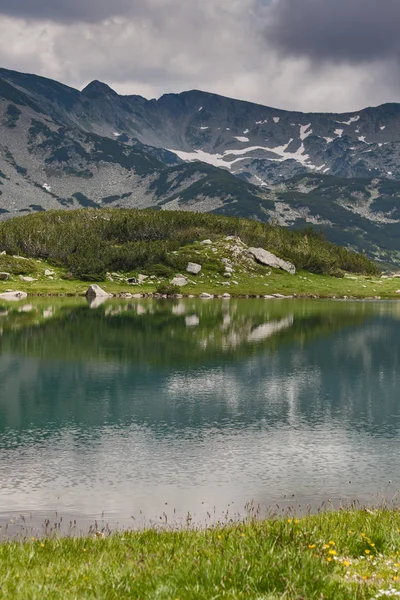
(2, 509), (400, 599)
(0, 209), (379, 282)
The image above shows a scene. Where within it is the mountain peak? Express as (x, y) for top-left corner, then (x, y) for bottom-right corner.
(81, 80), (118, 99)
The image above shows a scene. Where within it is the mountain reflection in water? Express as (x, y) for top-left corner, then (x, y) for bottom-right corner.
(0, 298), (399, 529)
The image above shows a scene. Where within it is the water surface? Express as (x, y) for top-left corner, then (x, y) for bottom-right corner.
(0, 298), (399, 531)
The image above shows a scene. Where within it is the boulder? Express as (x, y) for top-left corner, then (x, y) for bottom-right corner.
(20, 276), (37, 282)
(44, 269), (55, 276)
(0, 272), (10, 281)
(186, 262), (202, 275)
(221, 293), (231, 299)
(127, 277), (138, 284)
(86, 284), (111, 298)
(138, 274), (148, 283)
(0, 291), (28, 301)
(396, 290), (400, 294)
(171, 276), (188, 287)
(200, 239), (212, 245)
(248, 247), (296, 275)
(200, 292), (213, 299)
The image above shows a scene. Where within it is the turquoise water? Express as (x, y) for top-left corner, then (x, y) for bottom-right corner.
(0, 298), (399, 530)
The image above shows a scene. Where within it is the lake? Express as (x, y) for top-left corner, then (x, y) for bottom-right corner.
(0, 297), (399, 534)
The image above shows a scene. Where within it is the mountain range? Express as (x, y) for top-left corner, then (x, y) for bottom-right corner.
(1, 67), (400, 264)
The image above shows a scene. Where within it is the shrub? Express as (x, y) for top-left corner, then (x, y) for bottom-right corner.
(156, 282), (181, 296)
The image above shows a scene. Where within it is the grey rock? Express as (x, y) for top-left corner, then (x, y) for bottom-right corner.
(200, 292), (213, 299)
(0, 272), (10, 280)
(248, 247), (296, 275)
(223, 272), (231, 278)
(221, 293), (231, 299)
(200, 240), (212, 245)
(186, 262), (202, 275)
(138, 274), (148, 283)
(171, 275), (188, 286)
(20, 276), (37, 282)
(86, 284), (111, 298)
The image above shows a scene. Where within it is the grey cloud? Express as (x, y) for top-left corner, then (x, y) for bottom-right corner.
(266, 0), (400, 63)
(0, 0), (135, 22)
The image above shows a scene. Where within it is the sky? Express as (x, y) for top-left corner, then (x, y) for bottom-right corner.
(0, 0), (398, 113)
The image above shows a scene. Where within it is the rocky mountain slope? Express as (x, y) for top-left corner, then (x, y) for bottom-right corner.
(0, 67), (400, 264)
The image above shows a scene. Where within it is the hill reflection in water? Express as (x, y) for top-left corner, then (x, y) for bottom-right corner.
(0, 298), (399, 528)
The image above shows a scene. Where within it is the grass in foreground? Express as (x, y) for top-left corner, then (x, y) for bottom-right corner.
(2, 510), (400, 598)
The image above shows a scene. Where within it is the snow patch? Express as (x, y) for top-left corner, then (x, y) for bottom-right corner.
(167, 148), (247, 170)
(334, 129), (344, 137)
(323, 167), (330, 173)
(200, 126), (209, 130)
(113, 132), (121, 137)
(387, 171), (393, 175)
(336, 115), (360, 126)
(243, 129), (249, 134)
(273, 117), (280, 124)
(323, 137), (334, 144)
(255, 119), (268, 125)
(43, 183), (52, 192)
(380, 125), (386, 130)
(358, 136), (367, 143)
(234, 136), (250, 142)
(198, 107), (203, 112)
(299, 123), (312, 141)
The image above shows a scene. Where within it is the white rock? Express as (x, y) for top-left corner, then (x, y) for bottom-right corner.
(171, 276), (188, 286)
(85, 284), (111, 298)
(200, 239), (212, 245)
(224, 266), (234, 273)
(221, 293), (231, 299)
(223, 272), (231, 278)
(186, 262), (202, 275)
(222, 282), (231, 286)
(20, 276), (37, 282)
(200, 293), (213, 299)
(0, 291), (28, 301)
(396, 290), (400, 294)
(44, 269), (55, 276)
(138, 274), (148, 283)
(248, 247), (296, 275)
(0, 251), (6, 256)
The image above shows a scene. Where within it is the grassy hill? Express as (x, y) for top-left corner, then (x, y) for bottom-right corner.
(0, 208), (378, 281)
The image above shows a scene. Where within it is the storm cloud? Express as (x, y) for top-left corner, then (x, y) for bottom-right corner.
(0, 0), (135, 23)
(266, 0), (400, 64)
(0, 0), (398, 112)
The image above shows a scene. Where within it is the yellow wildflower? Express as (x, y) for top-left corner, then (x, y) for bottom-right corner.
(343, 560), (350, 567)
(327, 557), (332, 563)
(365, 550), (371, 555)
(287, 519), (292, 523)
(308, 544), (316, 549)
(329, 541), (336, 546)
(328, 550), (337, 555)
